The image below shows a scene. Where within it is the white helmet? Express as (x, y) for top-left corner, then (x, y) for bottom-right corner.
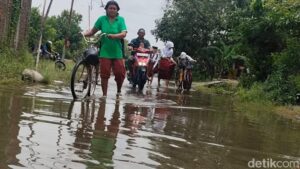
(165, 41), (174, 49)
(180, 52), (187, 57)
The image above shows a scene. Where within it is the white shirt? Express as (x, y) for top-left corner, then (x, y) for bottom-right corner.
(150, 52), (160, 63)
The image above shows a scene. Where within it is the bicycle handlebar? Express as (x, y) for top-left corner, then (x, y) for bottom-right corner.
(81, 32), (107, 45)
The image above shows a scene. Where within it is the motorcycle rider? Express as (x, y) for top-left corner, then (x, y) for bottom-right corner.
(127, 28), (151, 82)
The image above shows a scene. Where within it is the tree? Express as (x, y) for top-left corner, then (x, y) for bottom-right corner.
(28, 9), (83, 59)
(0, 0), (32, 50)
(28, 7), (41, 51)
(153, 0), (239, 79)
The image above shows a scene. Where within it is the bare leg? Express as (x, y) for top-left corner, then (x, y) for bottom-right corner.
(158, 78), (161, 87)
(150, 76), (153, 85)
(165, 80), (169, 87)
(101, 78), (108, 96)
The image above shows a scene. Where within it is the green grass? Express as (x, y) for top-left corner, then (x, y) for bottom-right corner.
(195, 81), (238, 95)
(0, 49), (75, 85)
(0, 49), (34, 85)
(37, 59), (74, 85)
(195, 80), (300, 120)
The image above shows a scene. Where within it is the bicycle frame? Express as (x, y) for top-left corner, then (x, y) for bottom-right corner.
(70, 33), (106, 100)
(176, 59), (193, 91)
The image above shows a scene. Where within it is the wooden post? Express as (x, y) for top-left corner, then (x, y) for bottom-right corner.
(35, 0), (53, 70)
(62, 0), (75, 60)
(88, 5), (91, 30)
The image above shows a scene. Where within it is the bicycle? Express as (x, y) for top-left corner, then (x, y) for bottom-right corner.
(176, 59), (193, 92)
(70, 33), (106, 100)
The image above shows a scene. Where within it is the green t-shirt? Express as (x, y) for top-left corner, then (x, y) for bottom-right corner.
(94, 15), (127, 59)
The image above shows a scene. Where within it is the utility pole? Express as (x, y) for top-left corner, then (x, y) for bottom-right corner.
(88, 5), (91, 29)
(36, 0), (53, 70)
(62, 0), (75, 60)
(100, 0), (104, 7)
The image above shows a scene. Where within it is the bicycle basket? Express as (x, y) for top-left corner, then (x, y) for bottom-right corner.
(84, 47), (99, 65)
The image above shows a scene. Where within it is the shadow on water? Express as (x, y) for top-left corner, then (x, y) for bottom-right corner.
(1, 83), (300, 168)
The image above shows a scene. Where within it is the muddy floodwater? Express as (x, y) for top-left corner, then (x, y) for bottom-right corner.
(1, 79), (300, 169)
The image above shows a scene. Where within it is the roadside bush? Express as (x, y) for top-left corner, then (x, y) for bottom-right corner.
(0, 49), (34, 83)
(238, 73), (256, 89)
(236, 82), (267, 102)
(263, 66), (297, 105)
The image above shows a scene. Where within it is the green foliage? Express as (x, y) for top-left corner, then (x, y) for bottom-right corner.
(263, 66), (297, 105)
(238, 73), (256, 88)
(231, 10), (286, 81)
(291, 75), (300, 92)
(155, 0), (299, 105)
(28, 8), (41, 51)
(28, 8), (83, 59)
(236, 82), (267, 102)
(0, 49), (34, 83)
(7, 0), (22, 42)
(272, 38), (300, 75)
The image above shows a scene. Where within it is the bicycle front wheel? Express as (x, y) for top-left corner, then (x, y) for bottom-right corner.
(55, 60), (66, 71)
(89, 64), (99, 96)
(177, 69), (184, 91)
(70, 60), (92, 100)
(183, 70), (192, 91)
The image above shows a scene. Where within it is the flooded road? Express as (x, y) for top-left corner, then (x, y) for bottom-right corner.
(1, 79), (300, 169)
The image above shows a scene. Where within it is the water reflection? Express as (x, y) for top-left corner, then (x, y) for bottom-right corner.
(2, 84), (300, 169)
(89, 99), (121, 168)
(0, 92), (22, 169)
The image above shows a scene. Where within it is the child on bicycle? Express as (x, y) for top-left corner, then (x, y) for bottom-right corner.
(176, 52), (196, 87)
(177, 52), (196, 69)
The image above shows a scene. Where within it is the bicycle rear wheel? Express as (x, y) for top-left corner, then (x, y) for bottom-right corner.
(70, 60), (92, 100)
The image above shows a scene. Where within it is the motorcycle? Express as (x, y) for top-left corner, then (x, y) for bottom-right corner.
(128, 48), (151, 90)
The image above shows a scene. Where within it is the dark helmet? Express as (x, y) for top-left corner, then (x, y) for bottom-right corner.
(105, 1), (120, 11)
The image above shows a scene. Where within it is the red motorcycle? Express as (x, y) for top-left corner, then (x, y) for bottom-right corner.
(129, 48), (151, 90)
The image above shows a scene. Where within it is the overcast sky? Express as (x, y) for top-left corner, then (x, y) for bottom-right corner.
(32, 0), (167, 48)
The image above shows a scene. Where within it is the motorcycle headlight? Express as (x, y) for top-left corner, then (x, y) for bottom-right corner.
(138, 62), (147, 66)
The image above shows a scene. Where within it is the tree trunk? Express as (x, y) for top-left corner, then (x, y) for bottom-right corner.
(0, 0), (32, 50)
(14, 0), (32, 50)
(0, 0), (13, 45)
(0, 0), (6, 42)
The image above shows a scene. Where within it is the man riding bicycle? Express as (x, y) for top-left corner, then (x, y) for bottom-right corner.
(40, 40), (55, 59)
